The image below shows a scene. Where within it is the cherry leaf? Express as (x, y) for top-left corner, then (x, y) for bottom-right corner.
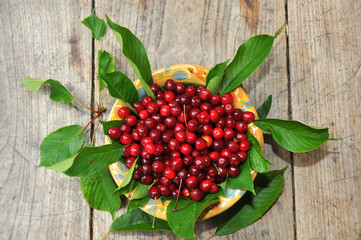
(81, 168), (121, 219)
(206, 59), (230, 95)
(39, 125), (85, 167)
(81, 9), (106, 40)
(256, 95), (272, 119)
(98, 50), (115, 90)
(227, 155), (256, 195)
(246, 131), (271, 173)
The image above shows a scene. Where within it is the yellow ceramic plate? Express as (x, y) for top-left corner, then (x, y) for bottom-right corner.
(107, 64), (264, 220)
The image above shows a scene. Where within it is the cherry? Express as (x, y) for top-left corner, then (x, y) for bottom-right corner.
(144, 143), (156, 154)
(149, 83), (160, 94)
(139, 110), (149, 119)
(198, 111), (210, 124)
(206, 166), (218, 177)
(140, 175), (153, 185)
(160, 105), (171, 117)
(224, 128), (235, 139)
(224, 103), (234, 115)
(218, 167), (228, 178)
(187, 119), (199, 132)
(182, 188), (191, 198)
(120, 123), (132, 133)
(144, 118), (156, 129)
(201, 135), (213, 147)
(210, 183), (218, 194)
(107, 127), (122, 140)
(189, 108), (201, 119)
(136, 124), (148, 137)
(131, 131), (141, 141)
(175, 82), (185, 94)
(216, 117), (226, 128)
(156, 123), (166, 132)
(228, 166), (240, 177)
(199, 89), (211, 101)
(170, 151), (181, 159)
(229, 154), (241, 166)
(180, 143), (193, 155)
(185, 176), (198, 188)
(209, 110), (220, 122)
(156, 91), (164, 100)
(212, 139), (225, 151)
(132, 168), (143, 179)
(196, 85), (206, 93)
(160, 176), (172, 186)
(142, 165), (152, 175)
(190, 96), (201, 107)
(217, 156), (229, 167)
(168, 139), (180, 151)
(200, 103), (212, 113)
(200, 179), (213, 193)
(212, 127), (224, 139)
(164, 91), (175, 102)
(120, 133), (133, 145)
(202, 125), (213, 136)
(125, 115), (137, 126)
(194, 156), (205, 169)
(225, 118), (236, 128)
(237, 151), (247, 163)
(164, 79), (176, 91)
(131, 102), (143, 112)
(179, 94), (190, 105)
(177, 168), (188, 180)
(210, 151), (220, 162)
(210, 95), (221, 105)
(141, 158), (152, 166)
(221, 93), (233, 105)
(149, 186), (160, 198)
(195, 138), (207, 151)
(240, 140), (251, 151)
(189, 165), (200, 176)
(233, 109), (243, 121)
(185, 132), (197, 144)
(125, 157), (136, 168)
(183, 156), (194, 166)
(190, 188), (202, 201)
(185, 86), (196, 97)
(215, 106), (225, 116)
(170, 158), (183, 171)
(163, 167), (176, 179)
(164, 116), (177, 128)
(142, 96), (153, 107)
(175, 131), (186, 143)
(118, 107), (131, 118)
(227, 141), (240, 153)
(242, 111), (255, 123)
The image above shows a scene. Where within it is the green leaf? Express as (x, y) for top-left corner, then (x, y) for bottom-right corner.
(98, 50), (115, 90)
(106, 15), (155, 100)
(227, 155), (255, 195)
(47, 155), (76, 172)
(166, 192), (221, 239)
(127, 195), (150, 213)
(215, 168), (287, 236)
(218, 180), (228, 196)
(64, 144), (124, 177)
(114, 158), (138, 195)
(253, 119), (330, 153)
(116, 180), (139, 196)
(39, 125), (85, 167)
(102, 72), (139, 112)
(81, 168), (121, 219)
(130, 183), (149, 200)
(110, 208), (171, 232)
(220, 26), (284, 94)
(20, 78), (74, 104)
(81, 9), (106, 39)
(256, 95), (272, 119)
(205, 59), (230, 95)
(99, 120), (125, 135)
(246, 131), (271, 173)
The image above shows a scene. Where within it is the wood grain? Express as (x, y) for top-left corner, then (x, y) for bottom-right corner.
(288, 0), (361, 239)
(93, 1), (293, 239)
(0, 0), (92, 239)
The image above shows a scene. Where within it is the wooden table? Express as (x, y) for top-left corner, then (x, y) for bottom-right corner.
(1, 0), (360, 239)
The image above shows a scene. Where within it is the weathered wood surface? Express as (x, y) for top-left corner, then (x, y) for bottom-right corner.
(288, 0), (361, 239)
(1, 0), (360, 239)
(0, 0), (92, 239)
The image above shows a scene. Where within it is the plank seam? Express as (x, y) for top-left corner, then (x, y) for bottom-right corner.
(285, 1), (297, 240)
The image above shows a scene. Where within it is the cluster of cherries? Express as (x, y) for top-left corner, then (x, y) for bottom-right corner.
(107, 79), (255, 202)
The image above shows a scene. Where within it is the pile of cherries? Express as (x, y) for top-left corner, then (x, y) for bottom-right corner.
(107, 80), (255, 202)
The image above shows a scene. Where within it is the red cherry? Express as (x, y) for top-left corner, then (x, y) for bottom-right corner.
(185, 176), (198, 188)
(131, 102), (143, 112)
(131, 131), (141, 141)
(227, 141), (240, 153)
(149, 186), (160, 198)
(142, 165), (152, 176)
(187, 119), (199, 132)
(215, 106), (225, 116)
(159, 185), (171, 197)
(229, 154), (241, 166)
(200, 180), (213, 193)
(168, 139), (180, 151)
(132, 168), (143, 179)
(170, 151), (181, 159)
(142, 96), (153, 107)
(164, 116), (177, 128)
(210, 110), (220, 122)
(186, 132), (197, 144)
(160, 105), (171, 117)
(125, 115), (137, 126)
(118, 107), (131, 118)
(225, 118), (236, 128)
(199, 89), (211, 101)
(180, 143), (193, 155)
(233, 109), (243, 121)
(210, 151), (220, 162)
(182, 188), (191, 198)
(212, 127), (224, 139)
(164, 91), (175, 102)
(221, 93), (233, 105)
(210, 95), (221, 105)
(163, 167), (176, 179)
(160, 176), (172, 186)
(224, 103), (234, 115)
(183, 156), (194, 166)
(217, 156), (228, 167)
(224, 128), (235, 139)
(236, 121), (248, 132)
(152, 160), (165, 173)
(198, 111), (210, 124)
(129, 144), (141, 157)
(185, 86), (196, 97)
(120, 123), (131, 133)
(195, 138), (207, 151)
(140, 175), (153, 185)
(210, 183), (218, 194)
(149, 83), (160, 94)
(107, 127), (121, 140)
(120, 133), (133, 145)
(236, 132), (247, 142)
(189, 165), (200, 176)
(194, 156), (206, 169)
(229, 166), (240, 177)
(212, 139), (225, 151)
(164, 79), (176, 91)
(243, 111), (255, 123)
(156, 91), (164, 100)
(145, 143), (156, 154)
(175, 82), (186, 94)
(190, 96), (201, 108)
(138, 110), (149, 119)
(237, 151), (247, 163)
(202, 125), (213, 136)
(240, 140), (252, 151)
(190, 188), (203, 201)
(125, 157), (136, 168)
(221, 149), (232, 158)
(144, 118), (156, 129)
(200, 103), (212, 113)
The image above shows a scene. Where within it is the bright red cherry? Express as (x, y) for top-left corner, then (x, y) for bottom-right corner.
(182, 188), (191, 198)
(120, 133), (133, 145)
(142, 96), (153, 107)
(212, 127), (224, 139)
(221, 93), (233, 105)
(152, 160), (165, 173)
(190, 188), (203, 201)
(240, 140), (252, 151)
(185, 86), (196, 97)
(210, 183), (218, 193)
(175, 131), (186, 143)
(163, 167), (176, 179)
(107, 127), (121, 140)
(187, 119), (199, 132)
(236, 121), (248, 132)
(221, 149), (232, 158)
(175, 82), (186, 94)
(125, 115), (137, 126)
(224, 103), (234, 115)
(138, 110), (149, 119)
(145, 143), (156, 154)
(242, 111), (255, 123)
(194, 156), (206, 169)
(225, 118), (236, 128)
(200, 179), (213, 193)
(170, 158), (183, 171)
(149, 186), (160, 198)
(210, 110), (220, 122)
(237, 151), (247, 163)
(190, 96), (201, 107)
(118, 107), (131, 118)
(164, 91), (175, 102)
(131, 102), (143, 112)
(180, 143), (193, 155)
(146, 102), (159, 114)
(195, 138), (207, 151)
(129, 144), (141, 157)
(210, 95), (221, 105)
(160, 105), (171, 117)
(224, 128), (235, 139)
(198, 111), (210, 124)
(168, 139), (180, 151)
(210, 151), (220, 162)
(185, 176), (198, 188)
(199, 89), (211, 101)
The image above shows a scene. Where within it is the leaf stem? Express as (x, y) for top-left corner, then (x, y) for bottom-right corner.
(101, 231), (111, 240)
(205, 233), (215, 240)
(73, 98), (95, 112)
(91, 116), (102, 145)
(78, 112), (101, 137)
(172, 200), (194, 212)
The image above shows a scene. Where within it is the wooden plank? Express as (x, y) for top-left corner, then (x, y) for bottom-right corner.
(93, 0), (293, 239)
(288, 0), (361, 239)
(0, 0), (92, 239)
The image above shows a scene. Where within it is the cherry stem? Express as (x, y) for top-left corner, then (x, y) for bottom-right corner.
(183, 104), (187, 125)
(91, 115), (102, 145)
(213, 162), (220, 174)
(73, 99), (96, 112)
(148, 179), (159, 189)
(78, 112), (101, 137)
(172, 200), (194, 212)
(205, 233), (215, 240)
(172, 178), (183, 211)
